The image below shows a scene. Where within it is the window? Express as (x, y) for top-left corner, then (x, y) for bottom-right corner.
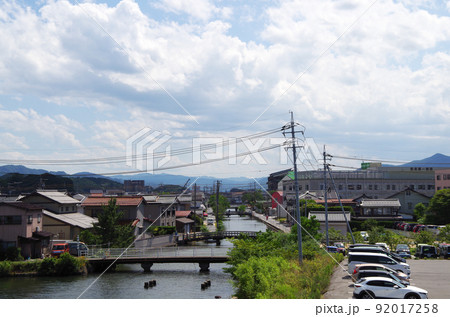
(386, 185), (390, 190)
(1, 216), (22, 225)
(348, 185), (354, 190)
(368, 185), (373, 190)
(408, 202), (412, 210)
(437, 175), (441, 180)
(374, 185), (378, 190)
(357, 184), (362, 190)
(406, 190), (411, 196)
(338, 184), (343, 191)
(27, 215), (33, 224)
(37, 214), (41, 223)
(428, 185), (435, 190)
(392, 185), (396, 190)
(444, 175), (448, 180)
(418, 185), (425, 190)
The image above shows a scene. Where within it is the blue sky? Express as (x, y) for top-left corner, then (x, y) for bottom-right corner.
(1, 0), (450, 178)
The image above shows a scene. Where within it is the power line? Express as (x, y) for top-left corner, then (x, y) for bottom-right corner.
(0, 127), (284, 166)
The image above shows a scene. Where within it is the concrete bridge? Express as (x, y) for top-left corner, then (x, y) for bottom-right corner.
(85, 246), (230, 272)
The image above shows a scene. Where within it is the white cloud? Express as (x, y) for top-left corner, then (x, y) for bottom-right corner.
(0, 0), (450, 176)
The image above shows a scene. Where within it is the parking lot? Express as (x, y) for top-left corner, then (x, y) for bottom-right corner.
(323, 258), (450, 299)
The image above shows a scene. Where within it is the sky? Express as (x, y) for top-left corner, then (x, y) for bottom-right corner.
(0, 0), (450, 178)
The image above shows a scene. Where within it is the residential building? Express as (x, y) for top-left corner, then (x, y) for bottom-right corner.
(387, 188), (431, 218)
(0, 202), (52, 258)
(308, 211), (351, 235)
(42, 211), (97, 241)
(435, 168), (450, 191)
(20, 190), (80, 214)
(357, 199), (401, 220)
(142, 194), (191, 228)
(81, 196), (144, 235)
(175, 210), (194, 233)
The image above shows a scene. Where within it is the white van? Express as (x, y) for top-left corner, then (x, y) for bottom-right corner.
(348, 252), (410, 276)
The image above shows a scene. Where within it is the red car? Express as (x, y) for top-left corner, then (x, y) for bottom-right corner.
(51, 243), (69, 257)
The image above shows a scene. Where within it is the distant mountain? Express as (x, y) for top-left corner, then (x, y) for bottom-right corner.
(111, 173), (267, 188)
(0, 165), (61, 176)
(401, 153), (450, 167)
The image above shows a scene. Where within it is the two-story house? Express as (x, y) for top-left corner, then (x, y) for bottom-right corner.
(0, 201), (52, 258)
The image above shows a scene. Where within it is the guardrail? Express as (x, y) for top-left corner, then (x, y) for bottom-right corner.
(84, 246), (229, 259)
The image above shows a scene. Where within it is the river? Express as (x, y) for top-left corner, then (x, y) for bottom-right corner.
(0, 214), (268, 299)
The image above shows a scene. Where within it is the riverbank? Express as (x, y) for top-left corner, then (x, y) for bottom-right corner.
(0, 253), (87, 277)
(251, 210), (292, 233)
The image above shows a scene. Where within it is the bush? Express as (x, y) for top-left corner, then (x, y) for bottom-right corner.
(10, 260), (40, 273)
(149, 226), (176, 236)
(38, 257), (56, 276)
(54, 253), (84, 276)
(0, 261), (12, 277)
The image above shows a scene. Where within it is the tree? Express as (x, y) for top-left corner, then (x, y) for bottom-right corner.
(425, 189), (450, 224)
(438, 224), (450, 243)
(414, 230), (436, 246)
(90, 198), (135, 248)
(242, 190), (264, 209)
(413, 203), (426, 223)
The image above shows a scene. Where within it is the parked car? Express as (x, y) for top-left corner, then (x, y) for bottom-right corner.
(326, 246), (339, 253)
(333, 242), (346, 255)
(68, 242), (88, 257)
(375, 242), (390, 252)
(415, 244), (438, 258)
(349, 245), (406, 263)
(347, 252), (411, 276)
(413, 225), (426, 233)
(360, 231), (369, 240)
(439, 243), (450, 259)
(51, 243), (69, 257)
(356, 270), (410, 286)
(351, 263), (410, 284)
(353, 277), (428, 299)
(395, 244), (411, 258)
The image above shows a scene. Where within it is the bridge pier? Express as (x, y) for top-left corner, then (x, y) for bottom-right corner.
(215, 239), (221, 246)
(199, 262), (210, 272)
(141, 262), (153, 272)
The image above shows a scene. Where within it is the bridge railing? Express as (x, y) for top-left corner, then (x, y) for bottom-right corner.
(84, 246), (230, 259)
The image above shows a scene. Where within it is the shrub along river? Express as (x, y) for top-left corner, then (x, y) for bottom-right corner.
(0, 215), (268, 299)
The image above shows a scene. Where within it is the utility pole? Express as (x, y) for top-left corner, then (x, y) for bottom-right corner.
(324, 146), (329, 247)
(288, 111), (302, 265)
(215, 180), (221, 231)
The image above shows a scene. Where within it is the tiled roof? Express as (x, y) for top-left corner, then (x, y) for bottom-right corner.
(0, 201), (43, 211)
(81, 196), (143, 207)
(176, 210), (191, 218)
(33, 190), (80, 204)
(176, 217), (195, 224)
(360, 199), (401, 208)
(309, 211), (351, 222)
(43, 210), (97, 229)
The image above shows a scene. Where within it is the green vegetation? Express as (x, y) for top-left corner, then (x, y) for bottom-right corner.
(438, 224), (450, 242)
(208, 194), (230, 231)
(225, 216), (343, 298)
(242, 190), (264, 209)
(424, 189), (450, 224)
(0, 253), (86, 277)
(148, 226), (176, 236)
(80, 198), (135, 247)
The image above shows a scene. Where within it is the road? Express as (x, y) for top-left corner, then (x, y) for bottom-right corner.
(323, 259), (450, 299)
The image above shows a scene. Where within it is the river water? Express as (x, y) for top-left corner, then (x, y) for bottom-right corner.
(0, 215), (267, 299)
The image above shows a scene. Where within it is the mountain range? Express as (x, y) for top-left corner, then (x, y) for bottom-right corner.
(1, 153), (450, 188)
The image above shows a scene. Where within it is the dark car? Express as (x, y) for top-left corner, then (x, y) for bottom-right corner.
(439, 244), (450, 259)
(405, 223), (417, 231)
(415, 244), (438, 258)
(334, 242), (346, 255)
(68, 242), (88, 257)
